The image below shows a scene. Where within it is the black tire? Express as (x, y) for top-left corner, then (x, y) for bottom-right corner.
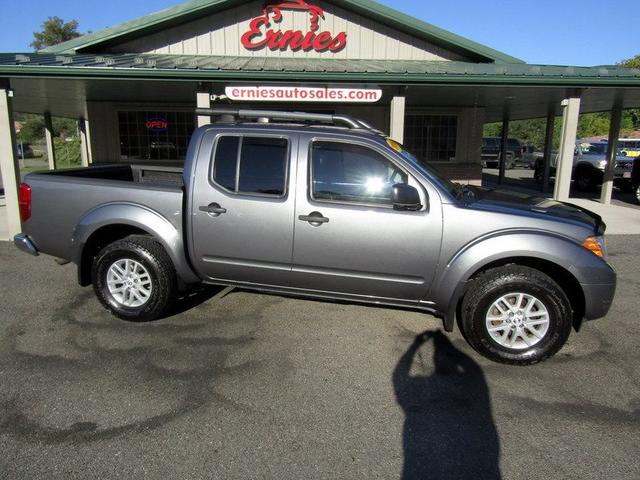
(460, 266), (573, 366)
(534, 168), (543, 184)
(91, 235), (176, 321)
(619, 181), (634, 194)
(574, 166), (597, 191)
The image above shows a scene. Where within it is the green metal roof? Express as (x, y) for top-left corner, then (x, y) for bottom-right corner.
(41, 0), (523, 64)
(2, 53), (640, 87)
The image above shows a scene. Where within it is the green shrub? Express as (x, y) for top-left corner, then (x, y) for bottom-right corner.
(53, 137), (82, 168)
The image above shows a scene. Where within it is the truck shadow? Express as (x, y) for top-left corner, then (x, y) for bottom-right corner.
(162, 285), (228, 319)
(393, 330), (501, 480)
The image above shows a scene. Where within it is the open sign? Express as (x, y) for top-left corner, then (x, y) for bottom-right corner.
(145, 118), (168, 132)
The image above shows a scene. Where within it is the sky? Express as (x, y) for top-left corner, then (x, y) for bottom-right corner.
(0, 0), (638, 66)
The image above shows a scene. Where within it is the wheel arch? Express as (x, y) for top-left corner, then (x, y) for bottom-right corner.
(433, 232), (589, 332)
(72, 203), (199, 287)
(451, 257), (585, 333)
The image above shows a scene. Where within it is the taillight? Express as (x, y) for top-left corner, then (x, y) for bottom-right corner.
(19, 183), (31, 222)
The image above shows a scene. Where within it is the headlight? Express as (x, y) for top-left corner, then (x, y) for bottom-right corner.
(582, 235), (606, 258)
(598, 160), (607, 170)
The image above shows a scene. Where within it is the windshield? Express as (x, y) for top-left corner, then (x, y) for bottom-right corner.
(385, 139), (459, 198)
(581, 143), (627, 156)
(581, 143), (607, 155)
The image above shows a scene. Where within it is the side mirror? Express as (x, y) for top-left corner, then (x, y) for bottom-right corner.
(392, 183), (422, 211)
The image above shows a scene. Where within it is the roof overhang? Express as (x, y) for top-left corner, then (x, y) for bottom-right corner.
(3, 54), (640, 122)
(2, 53), (640, 88)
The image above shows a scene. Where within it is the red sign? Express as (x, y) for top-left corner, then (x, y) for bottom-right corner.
(241, 1), (347, 53)
(145, 119), (168, 132)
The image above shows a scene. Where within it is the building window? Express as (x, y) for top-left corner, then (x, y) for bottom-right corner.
(404, 114), (458, 163)
(118, 110), (195, 162)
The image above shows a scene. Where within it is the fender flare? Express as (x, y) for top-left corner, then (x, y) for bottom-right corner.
(431, 230), (604, 332)
(70, 202), (200, 285)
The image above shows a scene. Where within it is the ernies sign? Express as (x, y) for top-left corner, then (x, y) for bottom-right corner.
(225, 86), (382, 103)
(241, 1), (347, 53)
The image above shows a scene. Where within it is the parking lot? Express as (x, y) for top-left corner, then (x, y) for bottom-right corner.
(482, 167), (640, 210)
(0, 237), (639, 479)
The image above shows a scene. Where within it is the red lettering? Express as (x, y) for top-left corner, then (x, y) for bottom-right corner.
(279, 30), (305, 50)
(300, 31), (315, 50)
(329, 32), (347, 52)
(240, 3), (347, 53)
(241, 17), (269, 50)
(312, 31), (333, 52)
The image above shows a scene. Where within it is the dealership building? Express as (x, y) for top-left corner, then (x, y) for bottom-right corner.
(1, 0), (640, 236)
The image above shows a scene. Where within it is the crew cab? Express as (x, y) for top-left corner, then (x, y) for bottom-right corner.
(14, 109), (616, 366)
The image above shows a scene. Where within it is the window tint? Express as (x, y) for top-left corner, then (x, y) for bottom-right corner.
(238, 137), (288, 195)
(212, 136), (288, 196)
(311, 141), (408, 205)
(213, 136), (239, 191)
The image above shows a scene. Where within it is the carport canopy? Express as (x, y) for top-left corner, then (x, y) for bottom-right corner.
(2, 53), (640, 237)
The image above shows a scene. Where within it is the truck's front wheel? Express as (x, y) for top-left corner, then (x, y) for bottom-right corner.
(460, 266), (573, 366)
(92, 235), (175, 321)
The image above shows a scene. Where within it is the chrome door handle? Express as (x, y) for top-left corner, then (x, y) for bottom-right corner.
(199, 203), (227, 216)
(299, 212), (329, 225)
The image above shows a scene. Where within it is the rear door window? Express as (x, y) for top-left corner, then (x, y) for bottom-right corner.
(212, 136), (288, 196)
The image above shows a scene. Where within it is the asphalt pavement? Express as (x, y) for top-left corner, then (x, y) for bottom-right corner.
(0, 238), (639, 479)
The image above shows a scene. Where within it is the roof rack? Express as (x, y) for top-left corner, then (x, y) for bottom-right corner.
(195, 107), (384, 134)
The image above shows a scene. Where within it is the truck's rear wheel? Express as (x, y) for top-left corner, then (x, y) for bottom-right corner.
(460, 266), (573, 366)
(92, 235), (175, 321)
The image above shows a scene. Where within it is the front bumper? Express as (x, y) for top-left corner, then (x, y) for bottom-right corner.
(13, 233), (39, 256)
(581, 281), (616, 320)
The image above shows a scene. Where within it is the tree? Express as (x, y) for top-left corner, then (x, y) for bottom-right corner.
(31, 17), (81, 50)
(620, 55), (640, 130)
(620, 54), (640, 70)
(16, 117), (44, 143)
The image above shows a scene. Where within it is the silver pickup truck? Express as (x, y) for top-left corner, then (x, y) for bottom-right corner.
(14, 109), (616, 366)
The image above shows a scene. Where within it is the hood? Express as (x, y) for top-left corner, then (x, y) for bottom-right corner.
(463, 187), (605, 234)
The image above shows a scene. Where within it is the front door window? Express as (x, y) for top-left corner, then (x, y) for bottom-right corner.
(310, 141), (408, 206)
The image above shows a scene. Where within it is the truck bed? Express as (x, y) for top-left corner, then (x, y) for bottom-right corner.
(41, 164), (184, 187)
(23, 164), (185, 262)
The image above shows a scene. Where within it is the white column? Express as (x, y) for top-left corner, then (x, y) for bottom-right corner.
(44, 112), (57, 170)
(84, 117), (93, 164)
(197, 91), (211, 128)
(78, 117), (90, 167)
(0, 86), (22, 237)
(390, 96), (406, 143)
(554, 96), (581, 201)
(600, 98), (623, 204)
